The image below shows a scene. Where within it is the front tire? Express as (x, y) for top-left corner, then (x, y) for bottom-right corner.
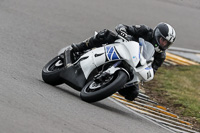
(42, 56), (64, 85)
(80, 71), (128, 103)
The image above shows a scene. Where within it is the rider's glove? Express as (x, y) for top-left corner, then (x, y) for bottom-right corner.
(119, 31), (128, 38)
(115, 24), (128, 38)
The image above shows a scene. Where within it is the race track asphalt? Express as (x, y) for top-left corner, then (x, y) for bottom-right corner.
(0, 0), (200, 132)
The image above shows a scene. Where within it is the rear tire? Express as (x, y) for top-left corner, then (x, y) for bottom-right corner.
(42, 56), (64, 85)
(80, 71), (128, 103)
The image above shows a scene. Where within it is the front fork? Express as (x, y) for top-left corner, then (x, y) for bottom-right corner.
(94, 61), (130, 82)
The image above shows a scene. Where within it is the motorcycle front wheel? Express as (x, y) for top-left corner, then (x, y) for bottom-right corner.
(80, 71), (128, 103)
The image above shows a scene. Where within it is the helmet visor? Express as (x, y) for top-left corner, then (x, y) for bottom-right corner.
(160, 37), (173, 50)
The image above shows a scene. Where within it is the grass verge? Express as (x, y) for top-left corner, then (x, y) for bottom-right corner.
(143, 65), (200, 129)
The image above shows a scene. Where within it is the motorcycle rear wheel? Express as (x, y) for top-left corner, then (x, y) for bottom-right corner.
(80, 71), (128, 103)
(42, 56), (64, 85)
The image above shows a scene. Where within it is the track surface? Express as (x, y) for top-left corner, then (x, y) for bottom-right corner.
(0, 0), (200, 132)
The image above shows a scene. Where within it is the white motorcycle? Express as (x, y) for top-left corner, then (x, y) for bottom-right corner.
(42, 34), (155, 103)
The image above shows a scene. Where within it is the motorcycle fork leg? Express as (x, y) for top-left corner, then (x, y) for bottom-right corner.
(113, 61), (122, 68)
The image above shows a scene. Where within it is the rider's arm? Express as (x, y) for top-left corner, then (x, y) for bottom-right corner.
(152, 52), (166, 73)
(116, 24), (153, 41)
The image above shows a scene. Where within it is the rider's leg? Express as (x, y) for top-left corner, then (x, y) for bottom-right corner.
(71, 29), (118, 52)
(118, 84), (139, 101)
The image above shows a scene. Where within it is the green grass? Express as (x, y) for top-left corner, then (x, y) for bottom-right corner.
(144, 65), (200, 124)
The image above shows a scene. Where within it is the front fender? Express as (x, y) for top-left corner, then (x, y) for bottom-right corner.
(105, 66), (130, 80)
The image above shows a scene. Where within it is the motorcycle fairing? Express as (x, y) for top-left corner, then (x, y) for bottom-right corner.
(111, 41), (141, 67)
(80, 47), (106, 79)
(59, 50), (86, 91)
(60, 62), (86, 91)
(105, 46), (120, 61)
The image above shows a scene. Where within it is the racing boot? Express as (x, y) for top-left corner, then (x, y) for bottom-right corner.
(71, 36), (99, 53)
(118, 84), (139, 101)
(71, 39), (90, 53)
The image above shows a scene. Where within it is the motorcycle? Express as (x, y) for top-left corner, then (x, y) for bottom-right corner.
(42, 33), (155, 103)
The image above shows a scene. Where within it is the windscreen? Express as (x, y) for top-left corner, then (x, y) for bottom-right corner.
(139, 38), (155, 61)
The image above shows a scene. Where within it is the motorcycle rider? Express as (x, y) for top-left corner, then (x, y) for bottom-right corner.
(71, 22), (176, 101)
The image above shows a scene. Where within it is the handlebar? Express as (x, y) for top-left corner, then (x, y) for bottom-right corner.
(117, 34), (129, 42)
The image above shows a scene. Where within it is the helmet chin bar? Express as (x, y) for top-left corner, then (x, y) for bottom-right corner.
(155, 46), (163, 53)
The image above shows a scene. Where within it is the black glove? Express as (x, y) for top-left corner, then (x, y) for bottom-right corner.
(115, 24), (128, 38)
